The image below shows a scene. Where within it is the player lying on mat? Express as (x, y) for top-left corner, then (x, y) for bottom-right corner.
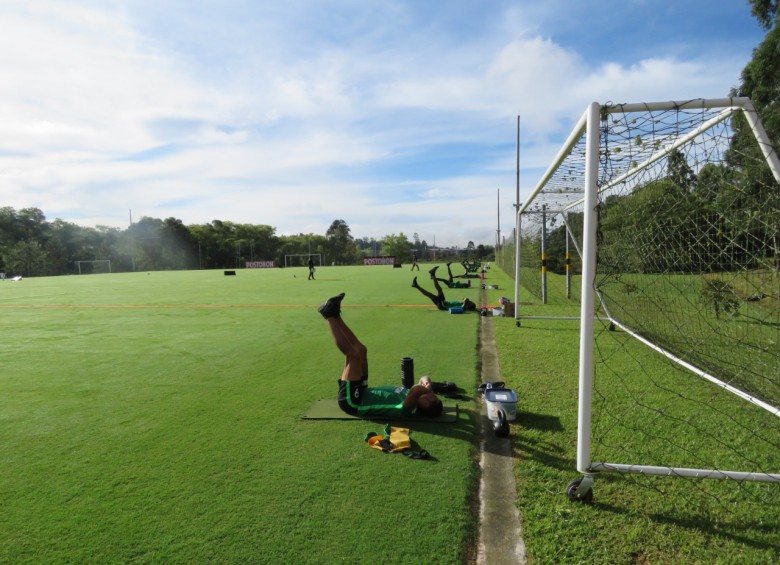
(318, 293), (443, 418)
(411, 274), (477, 312)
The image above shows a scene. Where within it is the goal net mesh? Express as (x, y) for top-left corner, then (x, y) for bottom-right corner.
(521, 99), (779, 503)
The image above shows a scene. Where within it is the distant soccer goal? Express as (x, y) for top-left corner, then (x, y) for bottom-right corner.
(284, 254), (323, 268)
(76, 260), (112, 274)
(516, 98), (780, 502)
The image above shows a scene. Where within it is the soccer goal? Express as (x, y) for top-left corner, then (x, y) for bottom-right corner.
(284, 254), (323, 268)
(76, 260), (112, 274)
(516, 98), (780, 502)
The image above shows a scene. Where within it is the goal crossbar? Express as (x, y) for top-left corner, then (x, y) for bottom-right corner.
(75, 260), (111, 274)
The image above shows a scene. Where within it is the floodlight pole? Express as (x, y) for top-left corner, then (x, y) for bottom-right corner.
(513, 115), (521, 324)
(129, 208), (136, 272)
(496, 188), (501, 266)
(516, 115), (520, 209)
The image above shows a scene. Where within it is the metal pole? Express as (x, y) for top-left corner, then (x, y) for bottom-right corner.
(566, 212), (571, 299)
(496, 188), (501, 266)
(514, 210), (521, 325)
(541, 205), (547, 305)
(516, 115), (520, 209)
(513, 115), (522, 325)
(577, 102), (601, 475)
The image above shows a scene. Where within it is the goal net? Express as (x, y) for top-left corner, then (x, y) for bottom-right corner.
(516, 98), (780, 502)
(284, 254), (323, 268)
(76, 260), (112, 274)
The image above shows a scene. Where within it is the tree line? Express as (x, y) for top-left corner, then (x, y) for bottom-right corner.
(0, 210), (493, 276)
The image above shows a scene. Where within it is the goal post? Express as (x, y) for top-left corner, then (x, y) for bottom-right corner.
(517, 98), (780, 501)
(75, 260), (112, 274)
(284, 254), (323, 268)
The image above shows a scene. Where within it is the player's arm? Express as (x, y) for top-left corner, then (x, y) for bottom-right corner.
(403, 384), (433, 410)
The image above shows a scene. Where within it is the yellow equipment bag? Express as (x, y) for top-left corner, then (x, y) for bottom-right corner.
(366, 426), (411, 453)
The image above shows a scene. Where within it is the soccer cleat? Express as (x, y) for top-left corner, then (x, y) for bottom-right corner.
(428, 266), (439, 279)
(318, 292), (345, 318)
(411, 276), (418, 288)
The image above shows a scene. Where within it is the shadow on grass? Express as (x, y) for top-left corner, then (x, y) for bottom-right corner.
(591, 497), (779, 551)
(402, 406), (480, 444)
(517, 410), (564, 432)
(506, 410), (572, 470)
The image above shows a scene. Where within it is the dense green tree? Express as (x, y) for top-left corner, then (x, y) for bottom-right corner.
(161, 217), (197, 270)
(730, 0), (780, 269)
(380, 233), (412, 260)
(749, 0), (778, 31)
(325, 219), (358, 264)
(5, 239), (47, 276)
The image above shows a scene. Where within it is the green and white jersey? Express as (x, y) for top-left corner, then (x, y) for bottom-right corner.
(350, 385), (411, 418)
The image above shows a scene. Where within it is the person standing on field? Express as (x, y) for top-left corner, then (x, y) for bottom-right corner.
(308, 257), (316, 280)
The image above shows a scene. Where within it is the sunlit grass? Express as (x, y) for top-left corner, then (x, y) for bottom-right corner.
(0, 266), (481, 564)
(491, 267), (779, 564)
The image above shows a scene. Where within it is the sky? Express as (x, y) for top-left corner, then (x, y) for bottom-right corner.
(0, 0), (767, 248)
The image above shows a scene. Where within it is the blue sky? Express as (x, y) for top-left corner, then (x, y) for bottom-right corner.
(0, 0), (766, 247)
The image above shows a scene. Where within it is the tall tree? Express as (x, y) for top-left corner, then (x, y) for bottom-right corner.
(325, 219), (358, 264)
(381, 233), (412, 260)
(731, 2), (780, 268)
(749, 0), (778, 30)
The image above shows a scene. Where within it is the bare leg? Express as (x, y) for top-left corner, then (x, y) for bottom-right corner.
(325, 316), (368, 381)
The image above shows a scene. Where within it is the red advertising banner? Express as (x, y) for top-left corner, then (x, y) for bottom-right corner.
(245, 261), (277, 268)
(363, 256), (397, 266)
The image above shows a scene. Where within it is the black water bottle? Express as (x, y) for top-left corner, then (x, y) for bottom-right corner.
(401, 357), (414, 389)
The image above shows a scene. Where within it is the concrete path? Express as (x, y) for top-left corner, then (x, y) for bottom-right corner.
(476, 304), (526, 564)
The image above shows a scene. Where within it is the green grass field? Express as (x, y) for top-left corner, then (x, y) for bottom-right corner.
(491, 267), (779, 564)
(1, 265), (777, 564)
(0, 266), (488, 564)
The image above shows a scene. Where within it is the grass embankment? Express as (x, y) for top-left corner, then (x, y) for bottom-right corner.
(0, 267), (484, 564)
(488, 267), (779, 564)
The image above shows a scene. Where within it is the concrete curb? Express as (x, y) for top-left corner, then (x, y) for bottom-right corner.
(476, 304), (526, 565)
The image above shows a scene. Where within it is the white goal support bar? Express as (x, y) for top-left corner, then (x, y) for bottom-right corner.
(516, 98), (780, 489)
(589, 463), (780, 483)
(517, 98), (780, 223)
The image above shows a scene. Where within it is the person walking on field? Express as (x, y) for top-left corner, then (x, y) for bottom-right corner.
(318, 292), (443, 418)
(308, 257), (316, 280)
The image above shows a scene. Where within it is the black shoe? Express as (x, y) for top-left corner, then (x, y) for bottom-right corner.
(411, 276), (418, 288)
(428, 266), (439, 279)
(318, 293), (345, 319)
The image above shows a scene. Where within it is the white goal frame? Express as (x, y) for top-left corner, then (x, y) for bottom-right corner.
(516, 98), (780, 497)
(284, 254), (323, 268)
(76, 260), (112, 274)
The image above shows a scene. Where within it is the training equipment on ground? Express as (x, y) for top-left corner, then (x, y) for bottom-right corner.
(514, 98), (780, 503)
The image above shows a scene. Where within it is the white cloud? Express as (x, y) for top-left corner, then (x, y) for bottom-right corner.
(0, 1), (763, 247)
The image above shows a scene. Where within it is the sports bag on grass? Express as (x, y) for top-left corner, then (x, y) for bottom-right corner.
(365, 425), (411, 453)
